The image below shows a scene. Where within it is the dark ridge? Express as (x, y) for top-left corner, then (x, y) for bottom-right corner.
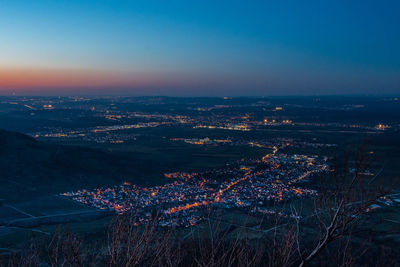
(0, 129), (150, 202)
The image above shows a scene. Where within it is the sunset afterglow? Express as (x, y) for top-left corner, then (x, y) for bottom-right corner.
(1, 0), (399, 95)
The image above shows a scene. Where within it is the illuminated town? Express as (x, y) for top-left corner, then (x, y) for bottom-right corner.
(61, 149), (328, 227)
(2, 0), (400, 263)
(26, 100), (394, 144)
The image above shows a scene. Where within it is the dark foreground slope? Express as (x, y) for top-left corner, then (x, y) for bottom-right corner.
(0, 129), (149, 202)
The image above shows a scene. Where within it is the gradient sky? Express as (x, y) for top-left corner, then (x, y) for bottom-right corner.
(0, 0), (399, 96)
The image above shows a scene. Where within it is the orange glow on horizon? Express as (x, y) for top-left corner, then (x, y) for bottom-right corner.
(0, 66), (211, 92)
(0, 67), (131, 89)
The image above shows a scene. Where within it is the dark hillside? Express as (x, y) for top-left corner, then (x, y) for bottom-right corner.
(0, 129), (149, 202)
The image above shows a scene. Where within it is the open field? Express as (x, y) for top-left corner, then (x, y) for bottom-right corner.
(0, 96), (399, 257)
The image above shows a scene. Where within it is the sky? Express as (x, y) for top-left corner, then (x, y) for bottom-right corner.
(0, 0), (399, 96)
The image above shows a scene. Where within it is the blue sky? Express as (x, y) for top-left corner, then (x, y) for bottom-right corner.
(0, 0), (399, 95)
